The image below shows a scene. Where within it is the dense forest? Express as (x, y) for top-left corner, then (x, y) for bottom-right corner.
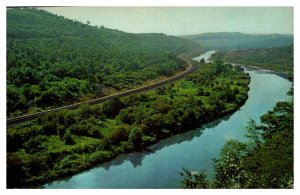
(181, 32), (293, 50)
(181, 88), (293, 188)
(211, 46), (294, 79)
(7, 60), (250, 188)
(7, 8), (201, 117)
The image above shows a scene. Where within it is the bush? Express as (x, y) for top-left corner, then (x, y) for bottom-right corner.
(7, 153), (26, 188)
(23, 135), (48, 154)
(27, 156), (49, 176)
(110, 124), (130, 145)
(63, 131), (76, 145)
(88, 126), (103, 138)
(142, 135), (156, 146)
(129, 127), (143, 151)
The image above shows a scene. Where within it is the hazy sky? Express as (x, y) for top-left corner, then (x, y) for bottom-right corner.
(42, 7), (293, 35)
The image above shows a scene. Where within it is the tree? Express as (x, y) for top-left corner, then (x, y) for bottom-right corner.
(110, 124), (130, 145)
(89, 126), (103, 138)
(156, 86), (166, 95)
(214, 58), (224, 75)
(180, 168), (210, 188)
(7, 153), (26, 188)
(129, 127), (143, 151)
(102, 97), (124, 118)
(200, 58), (205, 64)
(245, 119), (261, 149)
(7, 84), (21, 112)
(63, 131), (76, 145)
(213, 140), (248, 188)
(28, 155), (48, 175)
(197, 87), (204, 96)
(23, 135), (47, 154)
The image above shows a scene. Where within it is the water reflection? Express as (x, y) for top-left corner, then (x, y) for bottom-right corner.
(97, 113), (233, 170)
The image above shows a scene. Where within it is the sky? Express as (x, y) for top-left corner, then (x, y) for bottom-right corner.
(41, 7), (292, 35)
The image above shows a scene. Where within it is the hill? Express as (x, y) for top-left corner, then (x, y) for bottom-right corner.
(181, 32), (293, 50)
(212, 45), (293, 78)
(7, 8), (201, 117)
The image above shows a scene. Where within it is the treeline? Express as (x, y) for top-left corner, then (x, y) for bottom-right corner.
(181, 32), (293, 50)
(181, 89), (293, 188)
(7, 61), (250, 188)
(7, 8), (201, 117)
(212, 45), (293, 79)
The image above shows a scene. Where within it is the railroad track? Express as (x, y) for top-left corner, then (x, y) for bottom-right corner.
(7, 54), (196, 126)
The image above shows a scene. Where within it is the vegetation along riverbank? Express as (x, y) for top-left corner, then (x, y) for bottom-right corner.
(211, 45), (293, 80)
(181, 88), (293, 188)
(7, 59), (250, 188)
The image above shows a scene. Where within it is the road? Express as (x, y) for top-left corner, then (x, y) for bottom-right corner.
(7, 54), (197, 126)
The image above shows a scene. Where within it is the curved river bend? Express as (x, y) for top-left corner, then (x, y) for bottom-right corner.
(44, 51), (292, 189)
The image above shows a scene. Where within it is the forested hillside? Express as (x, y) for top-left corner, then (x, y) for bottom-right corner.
(181, 32), (293, 50)
(212, 45), (293, 78)
(7, 60), (250, 188)
(7, 8), (201, 117)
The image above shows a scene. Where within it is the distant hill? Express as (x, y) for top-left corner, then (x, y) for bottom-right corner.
(7, 8), (201, 116)
(212, 45), (293, 78)
(181, 32), (293, 50)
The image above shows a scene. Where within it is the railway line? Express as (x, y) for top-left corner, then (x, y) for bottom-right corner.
(7, 54), (198, 126)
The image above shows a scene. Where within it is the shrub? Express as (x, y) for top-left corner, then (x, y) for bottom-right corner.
(129, 127), (143, 151)
(63, 131), (76, 145)
(23, 135), (48, 154)
(88, 126), (103, 138)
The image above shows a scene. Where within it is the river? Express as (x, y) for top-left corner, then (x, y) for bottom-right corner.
(44, 51), (292, 189)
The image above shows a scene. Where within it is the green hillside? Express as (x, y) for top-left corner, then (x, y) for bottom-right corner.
(181, 32), (293, 50)
(7, 8), (201, 117)
(212, 45), (293, 78)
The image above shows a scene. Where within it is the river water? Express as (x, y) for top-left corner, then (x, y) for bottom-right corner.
(193, 50), (216, 63)
(44, 51), (292, 189)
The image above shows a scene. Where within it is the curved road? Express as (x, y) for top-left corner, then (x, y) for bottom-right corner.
(7, 54), (197, 126)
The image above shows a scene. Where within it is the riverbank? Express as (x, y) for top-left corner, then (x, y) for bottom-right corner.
(181, 89), (293, 188)
(243, 65), (291, 80)
(7, 53), (251, 188)
(210, 47), (293, 81)
(43, 66), (291, 189)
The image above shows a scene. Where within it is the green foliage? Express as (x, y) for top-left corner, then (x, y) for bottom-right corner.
(182, 32), (293, 50)
(110, 124), (130, 145)
(213, 140), (248, 188)
(180, 169), (210, 188)
(63, 131), (76, 145)
(7, 8), (201, 116)
(26, 156), (49, 176)
(23, 135), (48, 154)
(213, 45), (293, 78)
(7, 153), (26, 188)
(102, 97), (124, 118)
(200, 58), (205, 64)
(7, 62), (250, 188)
(88, 126), (103, 138)
(181, 92), (293, 189)
(129, 127), (143, 151)
(245, 119), (261, 149)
